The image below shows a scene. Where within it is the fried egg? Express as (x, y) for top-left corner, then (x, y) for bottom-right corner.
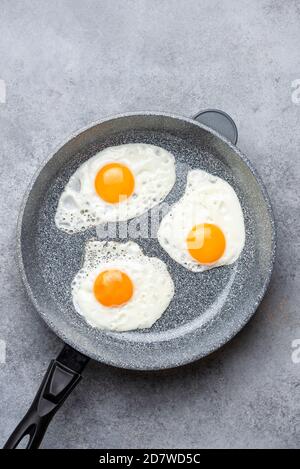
(71, 240), (174, 331)
(55, 144), (176, 233)
(157, 170), (245, 272)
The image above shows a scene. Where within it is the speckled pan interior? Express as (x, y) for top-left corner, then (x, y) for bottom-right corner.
(18, 113), (275, 370)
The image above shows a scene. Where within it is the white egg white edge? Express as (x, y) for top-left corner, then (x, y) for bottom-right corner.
(157, 169), (246, 272)
(55, 143), (176, 234)
(71, 240), (175, 332)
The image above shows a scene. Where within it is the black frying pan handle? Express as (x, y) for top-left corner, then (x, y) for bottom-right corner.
(193, 109), (238, 145)
(3, 344), (89, 449)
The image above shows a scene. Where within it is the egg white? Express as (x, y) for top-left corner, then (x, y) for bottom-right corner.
(55, 143), (176, 234)
(157, 170), (245, 272)
(71, 240), (175, 332)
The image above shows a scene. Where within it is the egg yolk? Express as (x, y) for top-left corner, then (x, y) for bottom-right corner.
(93, 269), (134, 307)
(186, 223), (226, 265)
(95, 163), (135, 204)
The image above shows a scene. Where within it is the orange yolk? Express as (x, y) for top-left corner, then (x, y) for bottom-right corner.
(95, 163), (135, 204)
(186, 223), (226, 265)
(93, 269), (134, 307)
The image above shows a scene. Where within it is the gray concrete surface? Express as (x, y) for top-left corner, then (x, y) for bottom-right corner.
(0, 0), (299, 449)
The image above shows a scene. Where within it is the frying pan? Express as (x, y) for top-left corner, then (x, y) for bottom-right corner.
(4, 109), (275, 449)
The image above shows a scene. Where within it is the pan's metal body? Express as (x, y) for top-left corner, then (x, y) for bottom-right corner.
(18, 112), (275, 370)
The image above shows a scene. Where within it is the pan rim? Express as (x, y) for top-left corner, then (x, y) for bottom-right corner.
(16, 111), (276, 370)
